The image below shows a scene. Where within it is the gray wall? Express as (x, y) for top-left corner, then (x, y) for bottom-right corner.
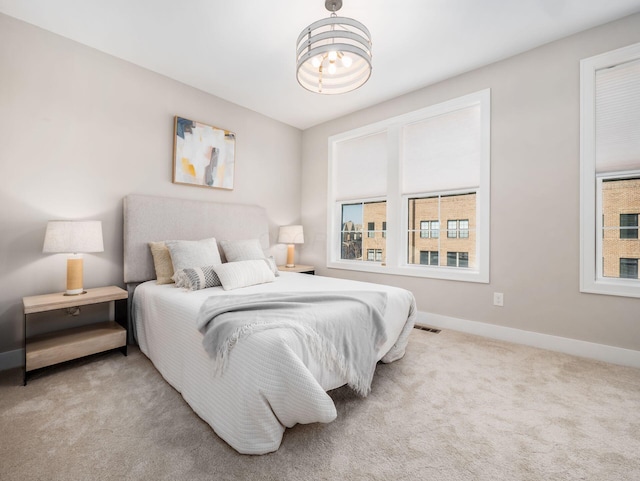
(300, 13), (640, 352)
(0, 14), (302, 356)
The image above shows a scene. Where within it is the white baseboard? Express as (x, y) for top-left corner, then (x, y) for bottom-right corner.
(417, 311), (640, 369)
(0, 348), (23, 372)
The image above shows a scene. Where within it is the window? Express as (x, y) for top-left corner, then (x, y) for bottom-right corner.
(339, 201), (386, 262)
(446, 219), (469, 239)
(620, 214), (639, 239)
(430, 221), (439, 238)
(328, 89), (490, 282)
(420, 220), (439, 239)
(459, 220), (470, 238)
(367, 249), (383, 262)
(447, 220), (457, 238)
(580, 42), (640, 297)
(419, 250), (439, 266)
(367, 222), (375, 238)
(447, 252), (469, 268)
(620, 258), (639, 279)
(408, 195), (476, 267)
(420, 221), (429, 238)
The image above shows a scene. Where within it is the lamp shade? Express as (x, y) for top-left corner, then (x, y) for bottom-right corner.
(296, 0), (372, 94)
(43, 221), (104, 254)
(278, 225), (304, 244)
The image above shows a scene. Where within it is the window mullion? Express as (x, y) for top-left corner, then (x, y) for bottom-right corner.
(386, 124), (401, 268)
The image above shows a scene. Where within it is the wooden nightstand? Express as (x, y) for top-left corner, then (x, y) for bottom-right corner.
(23, 286), (128, 385)
(277, 264), (315, 275)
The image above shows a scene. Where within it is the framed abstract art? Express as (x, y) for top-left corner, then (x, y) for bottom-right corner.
(173, 116), (236, 190)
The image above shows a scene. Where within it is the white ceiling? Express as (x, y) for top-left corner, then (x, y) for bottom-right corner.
(2, 0), (640, 130)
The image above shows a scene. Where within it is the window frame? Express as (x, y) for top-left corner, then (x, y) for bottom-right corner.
(580, 42), (640, 298)
(327, 89), (490, 283)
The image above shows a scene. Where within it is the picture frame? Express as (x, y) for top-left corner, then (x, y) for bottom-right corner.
(173, 116), (236, 190)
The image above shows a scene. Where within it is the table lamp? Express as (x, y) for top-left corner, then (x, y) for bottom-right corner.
(278, 225), (304, 268)
(43, 220), (104, 295)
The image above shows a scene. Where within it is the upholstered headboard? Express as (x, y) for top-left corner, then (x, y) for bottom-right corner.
(123, 194), (270, 285)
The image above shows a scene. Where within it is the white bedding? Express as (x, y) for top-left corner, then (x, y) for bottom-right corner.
(132, 272), (416, 454)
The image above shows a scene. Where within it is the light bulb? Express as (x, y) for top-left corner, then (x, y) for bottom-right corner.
(311, 55), (323, 68)
(341, 54), (353, 68)
(328, 61), (337, 74)
(328, 50), (338, 61)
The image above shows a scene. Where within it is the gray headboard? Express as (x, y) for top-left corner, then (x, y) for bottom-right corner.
(123, 194), (270, 285)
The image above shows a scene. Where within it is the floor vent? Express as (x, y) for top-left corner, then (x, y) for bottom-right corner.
(414, 325), (441, 334)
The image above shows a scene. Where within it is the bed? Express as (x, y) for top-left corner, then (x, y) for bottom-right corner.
(124, 194), (416, 454)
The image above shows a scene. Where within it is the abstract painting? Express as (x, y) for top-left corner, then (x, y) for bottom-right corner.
(173, 116), (236, 190)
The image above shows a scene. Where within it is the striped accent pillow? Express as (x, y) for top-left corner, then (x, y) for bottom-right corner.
(173, 265), (222, 291)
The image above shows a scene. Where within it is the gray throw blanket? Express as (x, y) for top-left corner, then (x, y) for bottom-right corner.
(196, 291), (388, 396)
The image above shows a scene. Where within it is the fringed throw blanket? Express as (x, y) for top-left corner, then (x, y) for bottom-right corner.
(196, 291), (388, 396)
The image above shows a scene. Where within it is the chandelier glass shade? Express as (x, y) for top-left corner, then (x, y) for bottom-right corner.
(296, 1), (372, 94)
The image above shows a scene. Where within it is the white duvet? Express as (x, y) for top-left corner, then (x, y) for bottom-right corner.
(132, 272), (416, 454)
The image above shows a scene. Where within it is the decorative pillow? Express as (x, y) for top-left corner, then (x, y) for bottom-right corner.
(165, 238), (222, 271)
(219, 239), (265, 262)
(173, 266), (222, 291)
(214, 259), (275, 291)
(148, 241), (174, 284)
(219, 239), (279, 276)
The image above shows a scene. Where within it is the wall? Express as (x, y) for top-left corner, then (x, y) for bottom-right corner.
(300, 13), (640, 353)
(0, 14), (302, 360)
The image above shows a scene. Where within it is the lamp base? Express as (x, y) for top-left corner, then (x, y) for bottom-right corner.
(286, 244), (296, 268)
(66, 255), (85, 296)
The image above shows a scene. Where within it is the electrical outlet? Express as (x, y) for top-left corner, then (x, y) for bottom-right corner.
(493, 292), (504, 307)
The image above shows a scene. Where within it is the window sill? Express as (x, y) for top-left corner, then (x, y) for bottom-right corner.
(326, 260), (489, 283)
(580, 277), (640, 299)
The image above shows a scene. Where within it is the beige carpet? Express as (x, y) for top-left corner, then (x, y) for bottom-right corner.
(1, 329), (639, 481)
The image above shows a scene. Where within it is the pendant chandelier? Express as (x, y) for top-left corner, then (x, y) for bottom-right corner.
(296, 0), (372, 94)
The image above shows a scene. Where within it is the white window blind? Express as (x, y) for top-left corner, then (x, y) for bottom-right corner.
(402, 105), (481, 194)
(334, 131), (388, 200)
(595, 58), (640, 173)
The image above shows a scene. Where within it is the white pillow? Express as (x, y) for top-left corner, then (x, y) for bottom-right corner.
(219, 239), (265, 262)
(165, 238), (222, 271)
(214, 259), (275, 291)
(219, 239), (279, 276)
